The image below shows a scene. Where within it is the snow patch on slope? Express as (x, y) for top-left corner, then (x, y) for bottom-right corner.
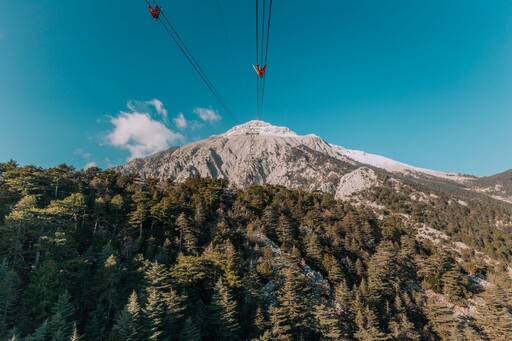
(223, 120), (303, 137)
(330, 145), (470, 183)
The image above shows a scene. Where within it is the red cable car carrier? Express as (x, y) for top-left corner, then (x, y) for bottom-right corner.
(148, 5), (161, 20)
(253, 64), (267, 78)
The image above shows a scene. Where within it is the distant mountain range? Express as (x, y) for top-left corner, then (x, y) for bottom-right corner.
(117, 120), (512, 206)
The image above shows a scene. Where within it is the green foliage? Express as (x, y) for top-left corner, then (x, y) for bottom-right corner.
(475, 285), (512, 340)
(0, 165), (508, 340)
(111, 291), (142, 341)
(208, 278), (240, 340)
(47, 291), (75, 340)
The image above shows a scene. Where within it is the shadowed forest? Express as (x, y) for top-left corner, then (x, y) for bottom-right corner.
(0, 162), (511, 340)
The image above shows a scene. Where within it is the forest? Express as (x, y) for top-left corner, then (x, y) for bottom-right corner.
(0, 161), (511, 340)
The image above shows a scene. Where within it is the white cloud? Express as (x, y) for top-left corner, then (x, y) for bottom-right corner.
(84, 162), (97, 170)
(173, 113), (188, 129)
(193, 107), (221, 123)
(146, 99), (168, 118)
(106, 110), (184, 160)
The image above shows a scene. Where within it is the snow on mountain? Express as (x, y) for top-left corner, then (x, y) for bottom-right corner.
(117, 120), (483, 200)
(330, 145), (471, 183)
(222, 120), (301, 137)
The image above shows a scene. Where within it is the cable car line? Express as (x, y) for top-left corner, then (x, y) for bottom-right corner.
(255, 0), (273, 120)
(145, 0), (238, 124)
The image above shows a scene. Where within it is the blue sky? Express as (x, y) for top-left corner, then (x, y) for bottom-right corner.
(1, 0), (511, 176)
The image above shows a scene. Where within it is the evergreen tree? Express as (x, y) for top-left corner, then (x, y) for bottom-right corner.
(25, 259), (60, 328)
(144, 288), (167, 341)
(47, 291), (75, 341)
(441, 266), (468, 304)
(269, 304), (293, 341)
(181, 317), (201, 341)
(322, 254), (344, 284)
(276, 214), (295, 248)
(0, 260), (19, 337)
(475, 285), (512, 340)
(28, 320), (48, 341)
(270, 264), (313, 339)
(97, 252), (121, 318)
(69, 323), (82, 341)
(313, 303), (344, 340)
(367, 241), (398, 304)
(252, 305), (267, 339)
(208, 278), (240, 340)
(112, 291), (143, 341)
(222, 240), (243, 288)
(129, 188), (152, 238)
(354, 306), (390, 341)
(176, 213), (198, 255)
(84, 304), (107, 341)
(425, 297), (458, 340)
(388, 313), (420, 341)
(305, 232), (323, 266)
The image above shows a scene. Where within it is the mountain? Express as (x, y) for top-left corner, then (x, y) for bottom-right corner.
(2, 123), (512, 340)
(118, 120), (511, 205)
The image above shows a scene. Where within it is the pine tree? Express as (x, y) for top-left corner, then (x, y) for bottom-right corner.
(144, 261), (172, 293)
(176, 213), (198, 255)
(420, 249), (456, 293)
(112, 291), (143, 341)
(28, 320), (48, 341)
(69, 323), (82, 341)
(335, 280), (355, 334)
(222, 240), (243, 288)
(269, 304), (293, 341)
(305, 232), (323, 266)
(441, 266), (468, 304)
(388, 312), (420, 341)
(0, 260), (19, 337)
(367, 241), (398, 304)
(84, 304), (107, 341)
(97, 252), (121, 318)
(25, 259), (60, 326)
(144, 288), (167, 341)
(261, 205), (279, 239)
(425, 297), (458, 340)
(354, 306), (390, 341)
(209, 278), (240, 340)
(322, 254), (344, 284)
(475, 285), (512, 340)
(129, 188), (152, 238)
(181, 317), (201, 341)
(276, 214), (295, 249)
(313, 303), (344, 340)
(47, 291), (75, 341)
(253, 305), (267, 338)
(270, 264), (313, 340)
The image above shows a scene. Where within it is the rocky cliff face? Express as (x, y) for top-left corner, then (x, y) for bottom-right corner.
(118, 121), (356, 196)
(117, 120), (512, 205)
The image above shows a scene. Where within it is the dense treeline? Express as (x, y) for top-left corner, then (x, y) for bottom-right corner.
(0, 161), (511, 340)
(364, 176), (512, 262)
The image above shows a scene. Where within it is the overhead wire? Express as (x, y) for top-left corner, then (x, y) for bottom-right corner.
(216, 0), (244, 92)
(260, 0), (273, 119)
(145, 0), (238, 124)
(258, 0), (265, 120)
(256, 0), (261, 119)
(255, 0), (273, 120)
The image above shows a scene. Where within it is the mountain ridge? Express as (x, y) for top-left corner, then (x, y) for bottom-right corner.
(117, 120), (512, 205)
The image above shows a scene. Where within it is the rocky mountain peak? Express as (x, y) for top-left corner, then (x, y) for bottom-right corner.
(223, 120), (301, 137)
(116, 120), (512, 205)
